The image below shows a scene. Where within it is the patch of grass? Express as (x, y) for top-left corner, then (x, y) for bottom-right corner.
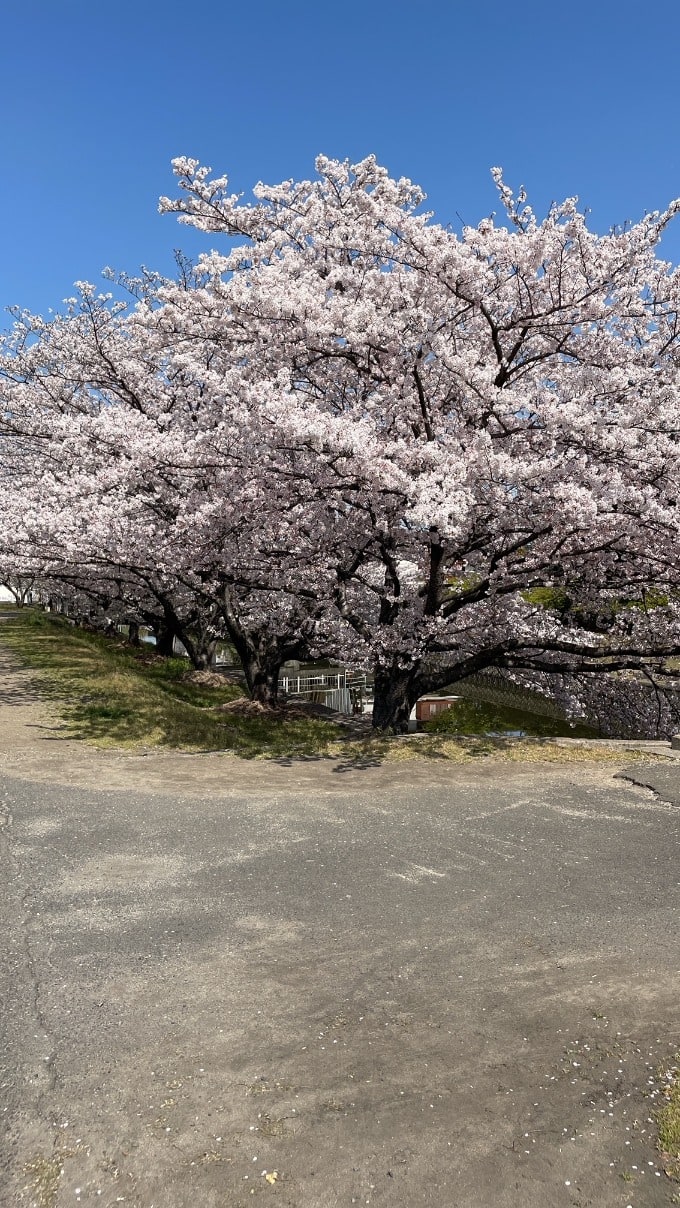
(0, 610), (645, 764)
(23, 1154), (63, 1208)
(324, 733), (627, 765)
(657, 1059), (680, 1181)
(0, 609), (337, 757)
(22, 1146), (84, 1208)
(423, 695), (597, 739)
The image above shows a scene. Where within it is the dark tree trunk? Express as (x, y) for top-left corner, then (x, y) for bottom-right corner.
(246, 656), (283, 706)
(371, 664), (420, 733)
(219, 588), (312, 707)
(227, 628), (282, 705)
(152, 620), (176, 657)
(128, 621), (141, 646)
(150, 600), (220, 670)
(187, 639), (218, 670)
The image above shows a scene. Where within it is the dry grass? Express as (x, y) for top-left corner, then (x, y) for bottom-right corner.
(657, 1058), (680, 1182)
(325, 733), (632, 765)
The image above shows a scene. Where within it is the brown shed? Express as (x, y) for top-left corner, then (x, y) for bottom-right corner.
(415, 695), (459, 723)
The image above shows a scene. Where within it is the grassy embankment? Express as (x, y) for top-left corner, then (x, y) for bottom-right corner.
(656, 1057), (680, 1184)
(0, 607), (630, 762)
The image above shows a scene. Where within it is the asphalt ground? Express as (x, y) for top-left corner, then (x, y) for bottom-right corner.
(2, 753), (680, 1208)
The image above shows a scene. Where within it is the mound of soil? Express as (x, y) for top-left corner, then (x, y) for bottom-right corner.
(216, 696), (338, 720)
(183, 668), (239, 688)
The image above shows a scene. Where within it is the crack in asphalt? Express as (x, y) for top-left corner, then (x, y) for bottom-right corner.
(616, 763), (680, 808)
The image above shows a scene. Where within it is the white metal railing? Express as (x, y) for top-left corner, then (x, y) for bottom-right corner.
(279, 671), (347, 695)
(279, 669), (369, 716)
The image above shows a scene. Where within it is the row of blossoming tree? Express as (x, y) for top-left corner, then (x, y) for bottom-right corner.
(1, 156), (680, 734)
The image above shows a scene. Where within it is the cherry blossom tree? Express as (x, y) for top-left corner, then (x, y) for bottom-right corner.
(0, 282), (342, 691)
(158, 155), (680, 730)
(2, 155), (680, 735)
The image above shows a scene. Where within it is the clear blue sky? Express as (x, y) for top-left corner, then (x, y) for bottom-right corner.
(2, 0), (680, 318)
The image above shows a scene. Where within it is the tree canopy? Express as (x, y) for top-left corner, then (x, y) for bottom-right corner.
(1, 156), (680, 732)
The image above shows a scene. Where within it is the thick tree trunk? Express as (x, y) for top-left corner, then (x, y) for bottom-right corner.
(219, 589), (312, 707)
(371, 664), (420, 733)
(153, 619), (217, 669)
(188, 639), (218, 670)
(220, 605), (285, 706)
(246, 657), (283, 706)
(128, 621), (141, 646)
(223, 626), (285, 706)
(153, 620), (176, 658)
